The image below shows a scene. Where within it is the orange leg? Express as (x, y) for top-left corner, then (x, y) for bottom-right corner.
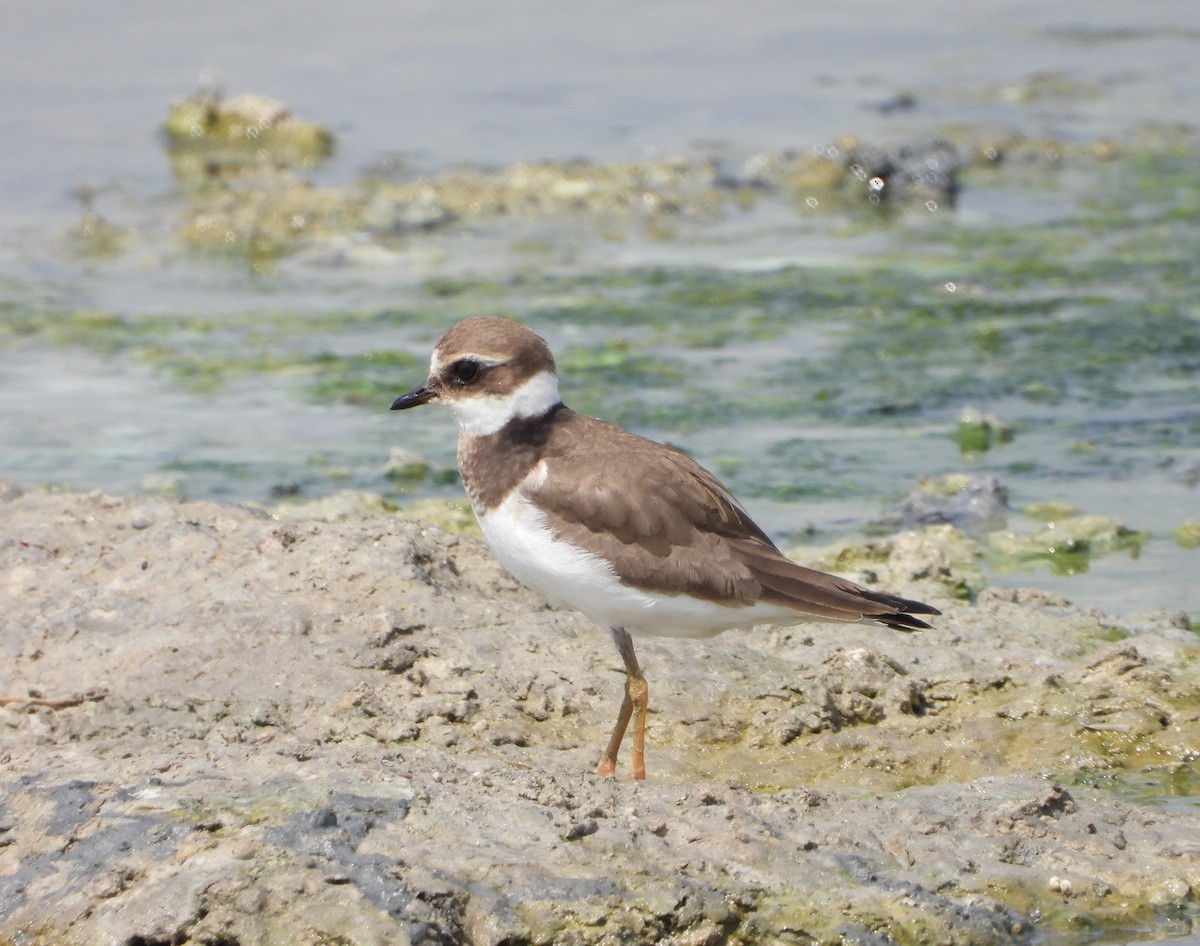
(595, 627), (649, 780)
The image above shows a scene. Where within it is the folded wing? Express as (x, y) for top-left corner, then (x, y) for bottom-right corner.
(529, 411), (940, 628)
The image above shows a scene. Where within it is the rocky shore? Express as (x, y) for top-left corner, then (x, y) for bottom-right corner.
(1, 483), (1197, 945)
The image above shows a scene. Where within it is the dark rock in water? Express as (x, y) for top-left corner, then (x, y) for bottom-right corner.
(870, 90), (919, 114)
(875, 474), (1008, 536)
(843, 136), (962, 208)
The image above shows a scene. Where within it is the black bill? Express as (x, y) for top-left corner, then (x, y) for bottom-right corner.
(390, 385), (436, 410)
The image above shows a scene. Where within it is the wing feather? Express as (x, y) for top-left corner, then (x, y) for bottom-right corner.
(521, 410), (938, 628)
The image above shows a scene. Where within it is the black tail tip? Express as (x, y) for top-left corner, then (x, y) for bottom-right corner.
(861, 590), (940, 631)
(881, 612), (936, 632)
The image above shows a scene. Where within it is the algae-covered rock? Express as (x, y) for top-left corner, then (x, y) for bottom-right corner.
(799, 524), (983, 602)
(175, 174), (354, 263)
(164, 133), (980, 265)
(162, 89), (334, 181)
(154, 126), (1124, 263)
(1173, 520), (1200, 550)
(987, 514), (1148, 576)
(1025, 501), (1080, 522)
(355, 155), (724, 233)
(399, 497), (481, 536)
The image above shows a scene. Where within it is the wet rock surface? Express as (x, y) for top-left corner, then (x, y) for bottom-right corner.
(874, 473), (1009, 536)
(1, 484), (1198, 945)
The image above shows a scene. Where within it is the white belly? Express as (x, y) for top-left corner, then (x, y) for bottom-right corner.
(475, 490), (808, 638)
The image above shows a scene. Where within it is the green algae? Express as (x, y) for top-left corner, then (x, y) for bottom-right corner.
(558, 338), (685, 386)
(966, 877), (1163, 946)
(0, 304), (428, 398)
(160, 458), (256, 480)
(28, 127), (1200, 425)
(307, 350), (421, 406)
(954, 408), (1014, 455)
(384, 460), (429, 485)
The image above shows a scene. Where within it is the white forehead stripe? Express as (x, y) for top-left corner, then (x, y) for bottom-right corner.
(430, 351), (506, 374)
(446, 369), (561, 437)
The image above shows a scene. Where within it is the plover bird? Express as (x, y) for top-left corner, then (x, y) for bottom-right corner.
(392, 317), (938, 779)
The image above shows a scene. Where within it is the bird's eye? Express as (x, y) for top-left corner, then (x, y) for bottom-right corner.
(451, 359), (481, 383)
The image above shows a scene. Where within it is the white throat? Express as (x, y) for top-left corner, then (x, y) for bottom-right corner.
(447, 369), (561, 437)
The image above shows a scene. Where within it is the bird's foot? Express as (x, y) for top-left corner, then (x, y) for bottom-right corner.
(595, 755), (646, 780)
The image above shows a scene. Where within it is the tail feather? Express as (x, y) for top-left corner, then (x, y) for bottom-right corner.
(856, 587), (940, 631)
(730, 538), (941, 631)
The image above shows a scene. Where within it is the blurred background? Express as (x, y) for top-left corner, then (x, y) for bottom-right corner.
(2, 0), (1198, 614)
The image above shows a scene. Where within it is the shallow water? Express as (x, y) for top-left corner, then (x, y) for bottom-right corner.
(2, 2), (1198, 625)
(6, 0), (1200, 215)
